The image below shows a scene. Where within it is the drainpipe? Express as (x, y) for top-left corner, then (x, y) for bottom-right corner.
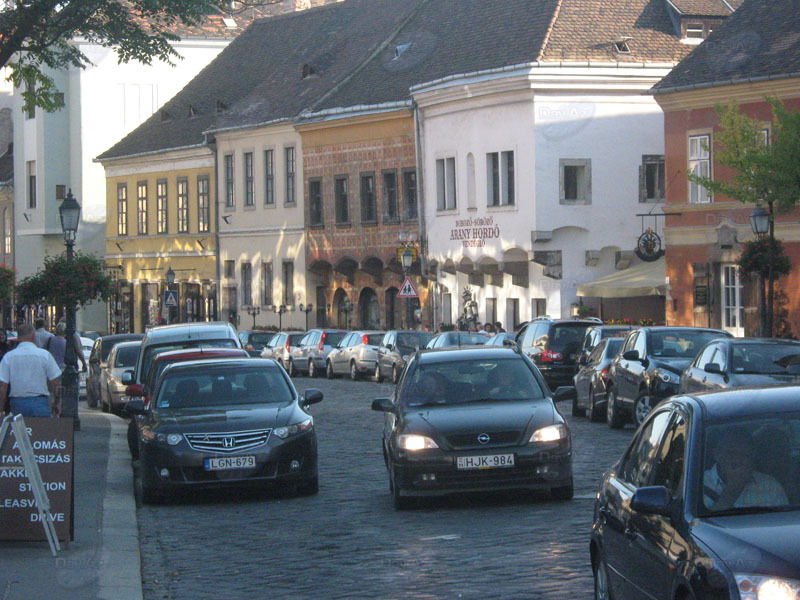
(413, 100), (434, 327)
(207, 134), (221, 322)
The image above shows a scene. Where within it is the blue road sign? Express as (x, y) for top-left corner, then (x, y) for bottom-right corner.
(164, 290), (179, 307)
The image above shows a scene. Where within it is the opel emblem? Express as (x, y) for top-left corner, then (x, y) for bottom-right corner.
(222, 437), (235, 449)
(477, 433), (490, 445)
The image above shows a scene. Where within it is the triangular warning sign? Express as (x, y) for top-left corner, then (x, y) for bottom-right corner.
(397, 276), (419, 298)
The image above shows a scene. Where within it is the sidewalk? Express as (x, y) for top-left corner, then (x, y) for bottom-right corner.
(0, 404), (143, 600)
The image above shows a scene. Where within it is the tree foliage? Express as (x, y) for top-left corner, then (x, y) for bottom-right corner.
(737, 237), (791, 279)
(16, 252), (113, 309)
(0, 0), (280, 112)
(0, 264), (14, 301)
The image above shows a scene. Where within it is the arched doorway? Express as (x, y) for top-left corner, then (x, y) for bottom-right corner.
(332, 288), (350, 329)
(385, 287), (401, 330)
(359, 288), (381, 329)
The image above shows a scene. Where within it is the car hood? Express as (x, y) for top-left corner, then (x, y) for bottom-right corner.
(694, 511), (800, 580)
(651, 357), (692, 375)
(411, 400), (552, 438)
(154, 404), (295, 432)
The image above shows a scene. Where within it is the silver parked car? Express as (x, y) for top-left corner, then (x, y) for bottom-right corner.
(260, 332), (305, 369)
(326, 330), (385, 380)
(100, 340), (141, 414)
(288, 329), (347, 378)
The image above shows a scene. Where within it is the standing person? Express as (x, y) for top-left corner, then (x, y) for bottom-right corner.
(0, 323), (62, 418)
(495, 321), (505, 333)
(34, 318), (54, 349)
(0, 330), (11, 363)
(46, 322), (68, 369)
(56, 317), (88, 373)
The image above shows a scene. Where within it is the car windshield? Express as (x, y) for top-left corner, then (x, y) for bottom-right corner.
(699, 414), (800, 516)
(115, 345), (139, 368)
(730, 343), (800, 375)
(141, 339), (238, 382)
(650, 330), (724, 359)
(402, 358), (544, 407)
(396, 332), (433, 348)
(550, 325), (590, 353)
(156, 365), (293, 409)
(246, 332), (275, 349)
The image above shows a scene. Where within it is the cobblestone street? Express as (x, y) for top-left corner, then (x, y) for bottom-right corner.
(136, 377), (635, 600)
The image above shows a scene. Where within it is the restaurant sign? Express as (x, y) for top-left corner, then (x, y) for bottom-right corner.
(450, 216), (501, 248)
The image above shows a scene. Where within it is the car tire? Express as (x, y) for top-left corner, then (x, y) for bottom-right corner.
(391, 466), (413, 510)
(374, 363), (383, 383)
(86, 386), (98, 408)
(572, 393), (585, 418)
(350, 361), (359, 381)
(551, 478), (574, 501)
(287, 359), (297, 377)
(593, 552), (611, 600)
(308, 360), (317, 378)
(588, 387), (603, 423)
(634, 391), (655, 426)
(326, 361), (335, 379)
(392, 365), (401, 385)
(296, 476), (319, 496)
(101, 391), (110, 414)
(606, 388), (625, 429)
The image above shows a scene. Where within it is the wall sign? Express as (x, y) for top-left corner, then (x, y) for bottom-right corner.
(450, 216), (501, 248)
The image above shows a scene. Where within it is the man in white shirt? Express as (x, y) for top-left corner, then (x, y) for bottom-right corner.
(0, 323), (62, 418)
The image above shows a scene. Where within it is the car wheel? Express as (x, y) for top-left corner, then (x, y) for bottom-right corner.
(308, 360), (317, 378)
(572, 393), (585, 418)
(326, 361), (335, 379)
(127, 421), (139, 458)
(606, 388), (625, 429)
(392, 365), (401, 384)
(391, 466), (413, 510)
(350, 361), (359, 381)
(374, 363), (383, 383)
(593, 552), (611, 600)
(551, 478), (574, 501)
(634, 391), (655, 426)
(287, 359), (297, 377)
(86, 386), (98, 408)
(296, 476), (319, 496)
(101, 391), (110, 414)
(588, 387), (603, 423)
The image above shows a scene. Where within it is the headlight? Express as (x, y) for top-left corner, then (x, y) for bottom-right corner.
(273, 418), (313, 439)
(735, 574), (800, 600)
(397, 434), (438, 451)
(153, 433), (182, 445)
(657, 370), (679, 383)
(530, 424), (568, 443)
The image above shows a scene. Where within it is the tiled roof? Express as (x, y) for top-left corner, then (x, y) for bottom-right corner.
(97, 0), (421, 160)
(667, 0), (736, 16)
(652, 0), (800, 94)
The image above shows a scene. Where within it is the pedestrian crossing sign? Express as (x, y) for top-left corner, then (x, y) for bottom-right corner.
(397, 276), (419, 298)
(164, 290), (179, 307)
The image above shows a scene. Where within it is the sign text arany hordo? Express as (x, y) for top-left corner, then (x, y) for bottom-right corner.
(450, 216), (501, 248)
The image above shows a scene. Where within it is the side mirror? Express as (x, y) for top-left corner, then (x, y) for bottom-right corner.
(704, 362), (723, 375)
(125, 383), (145, 398)
(622, 350), (640, 362)
(553, 386), (577, 402)
(371, 397), (395, 412)
(631, 486), (672, 516)
(125, 398), (146, 415)
(303, 389), (323, 406)
(121, 370), (134, 385)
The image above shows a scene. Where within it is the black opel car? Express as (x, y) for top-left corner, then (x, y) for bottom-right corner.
(591, 386), (800, 600)
(372, 345), (575, 509)
(126, 358), (322, 503)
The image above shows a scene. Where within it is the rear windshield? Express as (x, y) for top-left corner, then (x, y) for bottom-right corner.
(731, 343), (800, 375)
(601, 327), (631, 338)
(605, 338), (624, 356)
(247, 332), (275, 348)
(396, 332), (433, 348)
(115, 345), (140, 368)
(649, 330), (726, 359)
(288, 334), (304, 345)
(550, 325), (591, 353)
(324, 332), (346, 347)
(156, 365), (293, 409)
(141, 339), (238, 382)
(366, 334), (384, 346)
(102, 336), (140, 361)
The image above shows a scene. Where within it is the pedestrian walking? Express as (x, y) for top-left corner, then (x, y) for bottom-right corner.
(46, 322), (68, 369)
(0, 330), (11, 362)
(34, 318), (54, 349)
(0, 323), (62, 418)
(56, 317), (88, 373)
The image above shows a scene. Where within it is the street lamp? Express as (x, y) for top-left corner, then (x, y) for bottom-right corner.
(340, 297), (353, 329)
(400, 245), (415, 329)
(299, 303), (313, 330)
(750, 204), (774, 337)
(59, 190), (81, 431)
(271, 304), (288, 331)
(246, 304), (261, 329)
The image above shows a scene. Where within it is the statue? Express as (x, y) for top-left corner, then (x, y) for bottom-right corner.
(457, 286), (479, 331)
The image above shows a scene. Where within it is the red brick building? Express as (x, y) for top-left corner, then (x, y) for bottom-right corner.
(652, 0), (800, 336)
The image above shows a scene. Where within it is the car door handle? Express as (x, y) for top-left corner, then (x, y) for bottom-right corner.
(624, 526), (637, 541)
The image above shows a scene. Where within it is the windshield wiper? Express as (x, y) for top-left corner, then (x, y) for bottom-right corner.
(708, 505), (800, 516)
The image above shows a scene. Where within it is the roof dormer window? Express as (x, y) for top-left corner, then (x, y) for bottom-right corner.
(301, 63), (316, 79)
(613, 37), (631, 54)
(188, 106), (198, 118)
(686, 23), (705, 38)
(223, 17), (237, 29)
(216, 100), (228, 115)
(393, 42), (412, 60)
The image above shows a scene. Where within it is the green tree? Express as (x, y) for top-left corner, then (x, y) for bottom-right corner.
(0, 0), (278, 112)
(16, 252), (113, 310)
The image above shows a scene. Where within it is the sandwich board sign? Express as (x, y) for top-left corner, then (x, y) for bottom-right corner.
(164, 289), (179, 307)
(397, 277), (419, 298)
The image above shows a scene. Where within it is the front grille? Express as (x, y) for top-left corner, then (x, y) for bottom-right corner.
(184, 429), (271, 454)
(445, 431), (521, 450)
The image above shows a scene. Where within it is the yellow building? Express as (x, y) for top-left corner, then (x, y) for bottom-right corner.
(99, 147), (218, 333)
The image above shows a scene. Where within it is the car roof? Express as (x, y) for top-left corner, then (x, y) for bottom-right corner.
(418, 345), (520, 363)
(142, 322), (237, 343)
(726, 338), (800, 345)
(678, 385), (800, 421)
(101, 333), (144, 344)
(153, 347), (248, 361)
(160, 357), (279, 373)
(110, 340), (141, 350)
(640, 326), (729, 334)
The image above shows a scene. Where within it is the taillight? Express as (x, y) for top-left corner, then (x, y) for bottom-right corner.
(600, 366), (611, 382)
(285, 340), (291, 352)
(319, 332), (326, 351)
(361, 334), (369, 345)
(542, 350), (563, 362)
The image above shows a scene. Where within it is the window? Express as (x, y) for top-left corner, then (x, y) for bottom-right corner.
(137, 182), (148, 235)
(177, 178), (189, 233)
(26, 161), (36, 209)
(651, 414), (687, 496)
(244, 152), (254, 206)
(485, 298), (497, 325)
(689, 135), (711, 204)
(224, 260), (235, 279)
(641, 155), (665, 202)
(198, 176), (210, 232)
(532, 298), (547, 319)
(382, 170), (398, 221)
(261, 262), (273, 306)
(403, 169), (418, 220)
(686, 23), (704, 38)
(436, 157), (457, 210)
(335, 176), (349, 224)
(157, 180), (168, 234)
(224, 154), (234, 207)
(282, 261), (294, 306)
(487, 151), (515, 206)
(360, 173), (376, 223)
(117, 184), (128, 236)
(285, 147), (296, 205)
(559, 159), (591, 204)
(264, 149), (274, 205)
(722, 265), (744, 336)
(619, 410), (672, 488)
(241, 262), (252, 306)
(309, 178), (323, 226)
(442, 293), (452, 325)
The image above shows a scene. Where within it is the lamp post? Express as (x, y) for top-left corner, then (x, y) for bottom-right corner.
(340, 297), (353, 329)
(246, 304), (261, 329)
(750, 205), (772, 337)
(271, 304), (287, 331)
(400, 246), (414, 329)
(299, 303), (313, 330)
(165, 266), (175, 324)
(59, 190), (81, 431)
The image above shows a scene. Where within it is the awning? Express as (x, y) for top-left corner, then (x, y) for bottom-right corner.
(577, 257), (666, 298)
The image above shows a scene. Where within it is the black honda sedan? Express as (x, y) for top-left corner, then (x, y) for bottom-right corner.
(591, 386), (800, 599)
(126, 358), (322, 503)
(372, 345), (575, 509)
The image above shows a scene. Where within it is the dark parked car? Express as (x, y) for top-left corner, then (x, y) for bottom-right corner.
(126, 358), (323, 503)
(515, 317), (601, 391)
(375, 330), (434, 384)
(238, 330), (277, 357)
(606, 326), (731, 428)
(591, 386), (800, 600)
(372, 345), (575, 509)
(580, 325), (634, 360)
(572, 337), (624, 421)
(680, 338), (800, 394)
(87, 333), (144, 408)
(424, 331), (489, 349)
